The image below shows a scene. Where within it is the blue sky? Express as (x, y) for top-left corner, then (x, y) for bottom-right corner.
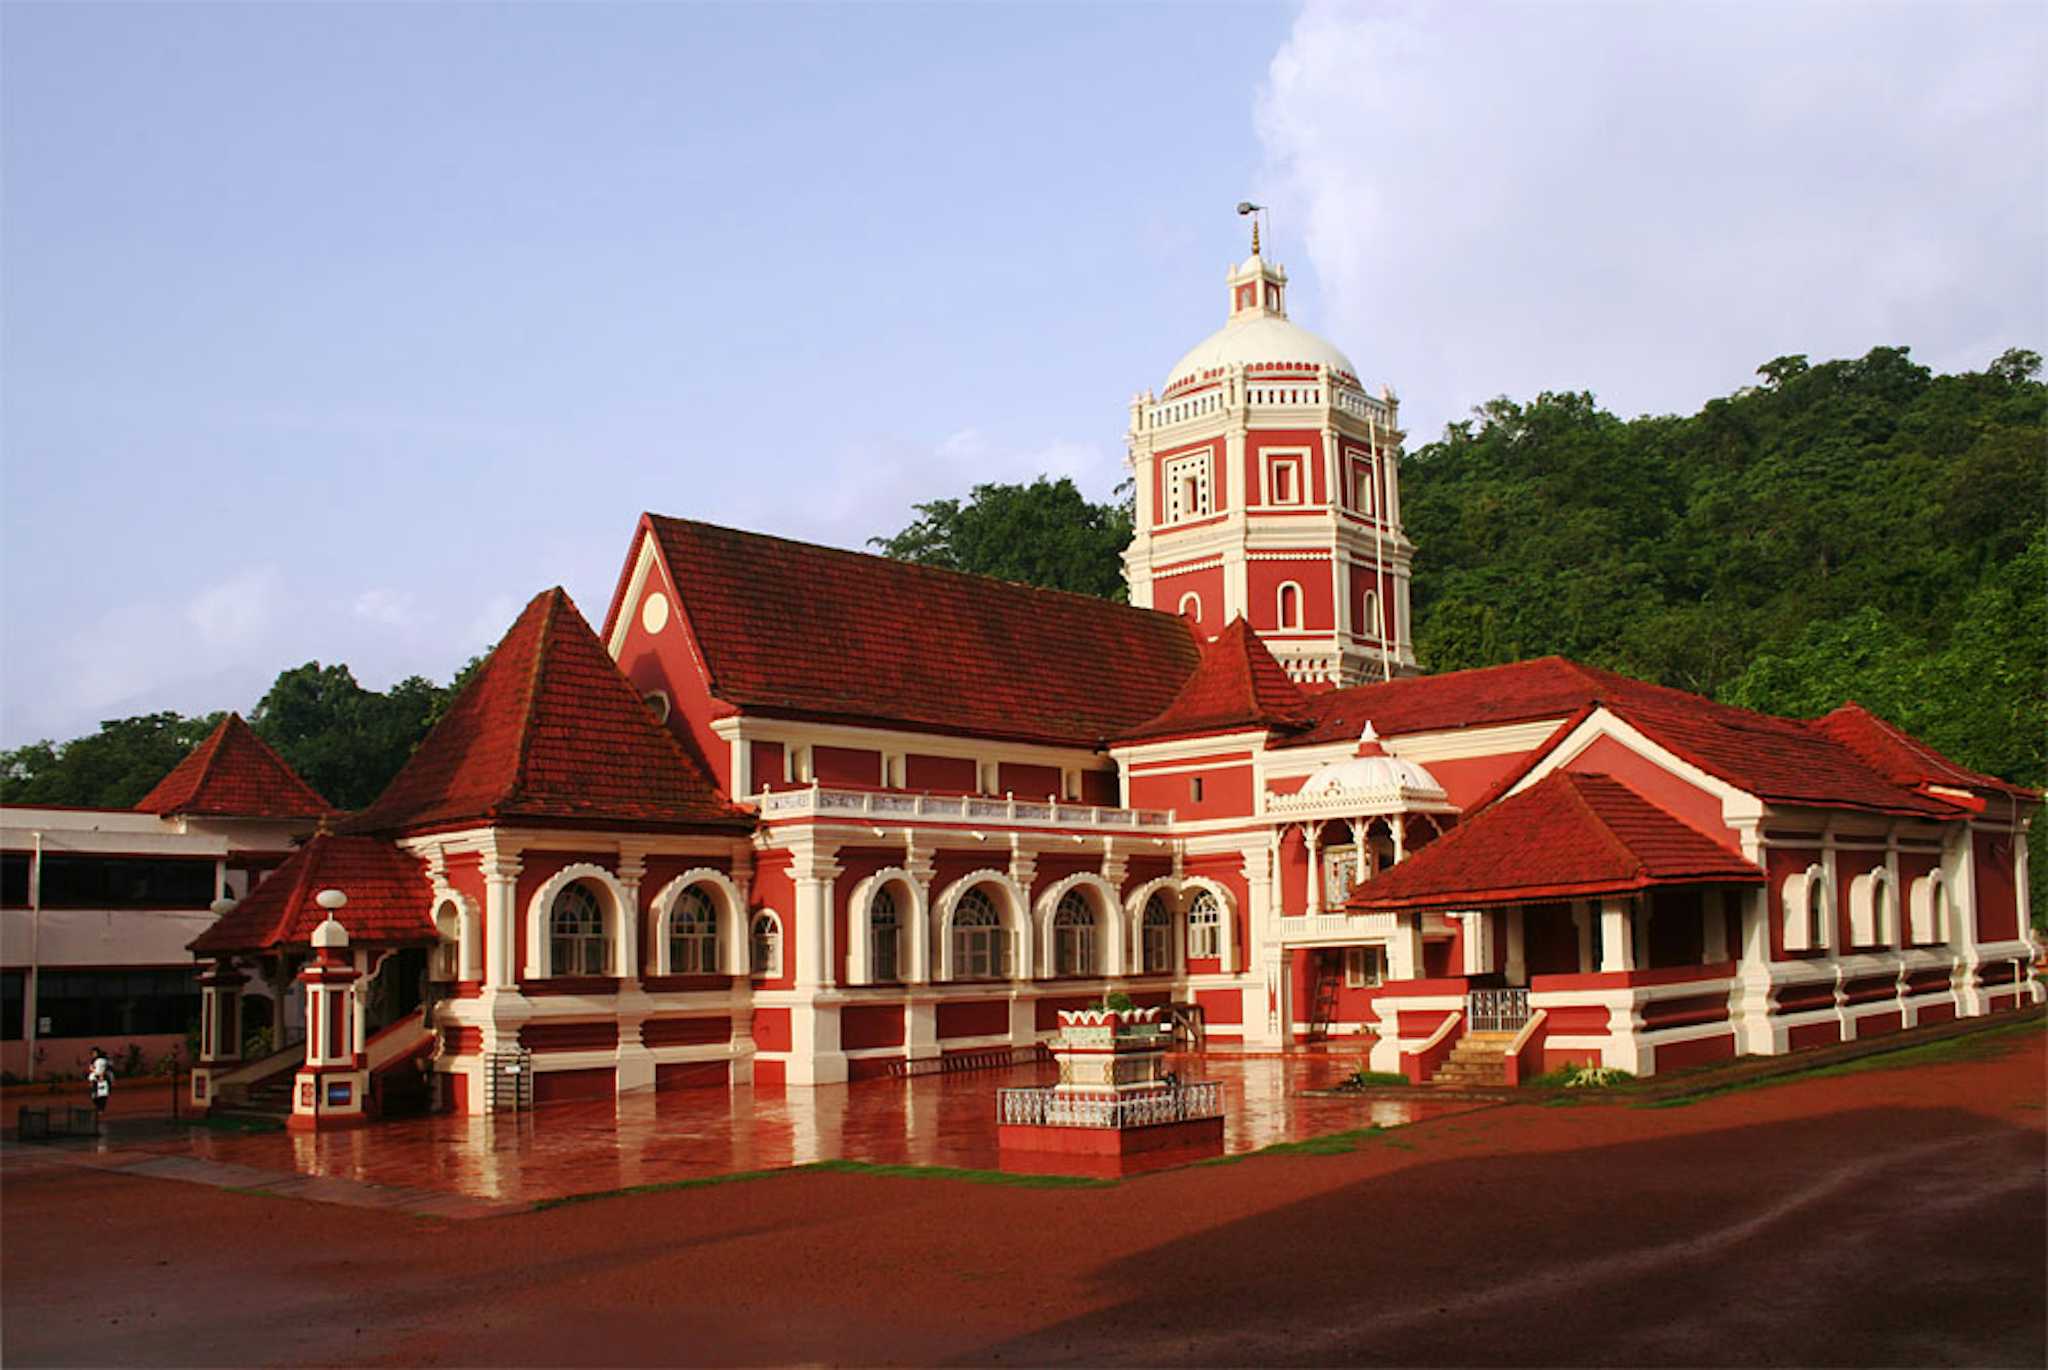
(5, 1), (2042, 747)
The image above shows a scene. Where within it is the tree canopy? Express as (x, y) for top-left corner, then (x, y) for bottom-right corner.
(868, 475), (1133, 601)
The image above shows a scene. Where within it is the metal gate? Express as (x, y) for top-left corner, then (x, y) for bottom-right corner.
(1467, 987), (1531, 1033)
(483, 1049), (533, 1113)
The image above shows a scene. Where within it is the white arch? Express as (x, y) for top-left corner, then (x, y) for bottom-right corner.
(1034, 872), (1127, 978)
(1909, 869), (1950, 946)
(1123, 877), (1186, 976)
(524, 863), (633, 980)
(1277, 580), (1304, 631)
(429, 891), (480, 983)
(748, 909), (785, 978)
(1181, 876), (1240, 974)
(934, 869), (1031, 982)
(648, 868), (746, 977)
(847, 867), (930, 985)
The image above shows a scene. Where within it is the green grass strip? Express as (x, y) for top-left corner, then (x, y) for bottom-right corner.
(1634, 1014), (2044, 1110)
(806, 1158), (1112, 1188)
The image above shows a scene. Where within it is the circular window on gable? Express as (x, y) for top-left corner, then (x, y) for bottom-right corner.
(641, 591), (671, 634)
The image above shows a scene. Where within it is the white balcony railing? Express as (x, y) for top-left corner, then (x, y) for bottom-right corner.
(998, 1080), (1223, 1129)
(756, 785), (1173, 832)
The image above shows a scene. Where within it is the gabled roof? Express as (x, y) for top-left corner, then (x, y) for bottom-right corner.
(134, 713), (335, 820)
(616, 515), (1203, 747)
(1347, 771), (1762, 914)
(347, 588), (750, 837)
(191, 834), (432, 954)
(1812, 703), (2037, 805)
(1118, 619), (1311, 743)
(1283, 657), (1952, 817)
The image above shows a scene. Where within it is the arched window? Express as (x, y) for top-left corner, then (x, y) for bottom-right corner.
(1362, 589), (1382, 640)
(1871, 872), (1892, 946)
(870, 887), (901, 983)
(431, 899), (461, 982)
(668, 886), (719, 975)
(1188, 891), (1221, 960)
(549, 882), (610, 977)
(1178, 592), (1202, 622)
(749, 913), (782, 978)
(1053, 890), (1097, 977)
(952, 888), (1007, 980)
(1142, 895), (1172, 973)
(1277, 582), (1302, 630)
(1804, 870), (1829, 950)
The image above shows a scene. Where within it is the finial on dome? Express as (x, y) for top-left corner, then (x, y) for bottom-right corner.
(1252, 217), (1261, 256)
(1237, 199), (1264, 257)
(1356, 721), (1386, 756)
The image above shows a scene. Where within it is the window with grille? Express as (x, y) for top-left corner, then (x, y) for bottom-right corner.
(668, 886), (720, 975)
(1142, 895), (1172, 973)
(1053, 890), (1097, 976)
(1163, 452), (1213, 523)
(1344, 946), (1386, 988)
(1188, 892), (1221, 959)
(952, 888), (1008, 980)
(871, 887), (901, 983)
(549, 882), (611, 976)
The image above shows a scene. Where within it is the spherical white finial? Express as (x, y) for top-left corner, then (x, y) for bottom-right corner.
(315, 888), (348, 911)
(209, 897), (238, 917)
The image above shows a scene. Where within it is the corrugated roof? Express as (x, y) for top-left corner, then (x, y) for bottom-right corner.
(347, 588), (750, 837)
(191, 834), (432, 954)
(624, 515), (1202, 747)
(1347, 771), (1763, 914)
(133, 714), (335, 820)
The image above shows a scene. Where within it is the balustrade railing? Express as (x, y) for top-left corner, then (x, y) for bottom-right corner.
(997, 1080), (1223, 1129)
(1467, 987), (1531, 1033)
(757, 785), (1172, 831)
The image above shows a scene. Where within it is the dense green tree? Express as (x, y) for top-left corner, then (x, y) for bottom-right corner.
(0, 712), (226, 808)
(870, 476), (1133, 601)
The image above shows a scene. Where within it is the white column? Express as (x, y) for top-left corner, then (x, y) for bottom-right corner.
(351, 950), (370, 1063)
(615, 850), (647, 986)
(905, 840), (935, 986)
(1701, 889), (1727, 965)
(792, 856), (839, 990)
(481, 852), (522, 991)
(1305, 825), (1323, 915)
(1505, 906), (1527, 985)
(1572, 901), (1593, 973)
(1392, 814), (1407, 864)
(1009, 845), (1038, 981)
(1599, 897), (1635, 973)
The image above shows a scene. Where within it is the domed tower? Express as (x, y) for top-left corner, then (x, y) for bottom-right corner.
(1123, 229), (1416, 687)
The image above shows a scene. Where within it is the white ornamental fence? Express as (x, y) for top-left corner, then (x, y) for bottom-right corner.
(996, 1080), (1223, 1130)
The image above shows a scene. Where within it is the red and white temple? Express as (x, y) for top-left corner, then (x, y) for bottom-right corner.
(167, 236), (2039, 1116)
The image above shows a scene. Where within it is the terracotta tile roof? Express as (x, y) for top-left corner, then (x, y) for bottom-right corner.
(1347, 771), (1762, 914)
(626, 515), (1203, 747)
(1118, 619), (1311, 743)
(1812, 703), (2037, 804)
(346, 588), (750, 837)
(134, 713), (335, 820)
(1282, 657), (1949, 817)
(191, 834), (433, 954)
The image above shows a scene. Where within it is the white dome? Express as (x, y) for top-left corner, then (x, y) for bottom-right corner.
(1164, 315), (1358, 394)
(1300, 745), (1445, 800)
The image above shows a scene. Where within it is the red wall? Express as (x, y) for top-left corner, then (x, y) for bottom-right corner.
(1154, 565), (1225, 632)
(1563, 735), (1735, 848)
(1128, 759), (1253, 820)
(1247, 557), (1332, 634)
(1975, 832), (2019, 942)
(998, 763), (1062, 801)
(906, 753), (977, 795)
(1247, 431), (1326, 503)
(749, 741), (786, 791)
(611, 544), (735, 794)
(814, 746), (881, 787)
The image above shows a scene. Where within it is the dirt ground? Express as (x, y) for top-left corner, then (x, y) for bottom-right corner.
(4, 1027), (2043, 1368)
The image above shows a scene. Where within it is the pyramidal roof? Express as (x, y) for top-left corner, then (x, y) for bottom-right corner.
(347, 588), (749, 837)
(191, 833), (432, 955)
(134, 713), (335, 820)
(1118, 618), (1311, 743)
(1347, 771), (1762, 914)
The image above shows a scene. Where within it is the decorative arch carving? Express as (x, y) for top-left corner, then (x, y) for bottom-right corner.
(1122, 876), (1185, 976)
(847, 867), (931, 985)
(1180, 875), (1240, 974)
(648, 868), (746, 976)
(1034, 872), (1126, 977)
(524, 863), (632, 980)
(934, 869), (1031, 982)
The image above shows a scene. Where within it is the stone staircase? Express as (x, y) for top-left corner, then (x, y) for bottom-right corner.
(1429, 1030), (1517, 1088)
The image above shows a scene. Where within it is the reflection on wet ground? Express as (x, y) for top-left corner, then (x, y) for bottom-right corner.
(108, 1053), (1490, 1204)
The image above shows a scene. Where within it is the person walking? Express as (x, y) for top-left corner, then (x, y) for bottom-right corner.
(86, 1047), (112, 1125)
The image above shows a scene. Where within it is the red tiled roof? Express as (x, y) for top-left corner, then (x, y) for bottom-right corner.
(191, 834), (433, 954)
(1348, 771), (1762, 914)
(1119, 619), (1311, 742)
(624, 515), (1203, 747)
(1282, 657), (1949, 817)
(134, 713), (335, 820)
(1812, 703), (2037, 804)
(346, 588), (751, 837)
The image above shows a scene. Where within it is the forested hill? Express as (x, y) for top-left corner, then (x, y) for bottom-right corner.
(1401, 346), (2044, 793)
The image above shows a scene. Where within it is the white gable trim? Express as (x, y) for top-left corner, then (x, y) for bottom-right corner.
(1505, 707), (1764, 828)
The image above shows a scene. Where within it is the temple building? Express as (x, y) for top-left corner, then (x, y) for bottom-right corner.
(38, 236), (2032, 1118)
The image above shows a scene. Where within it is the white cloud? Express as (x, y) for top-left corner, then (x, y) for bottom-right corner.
(349, 587), (418, 628)
(185, 565), (283, 650)
(1257, 0), (2047, 444)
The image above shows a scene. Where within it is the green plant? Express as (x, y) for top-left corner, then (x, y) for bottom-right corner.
(1101, 991), (1136, 1013)
(1338, 1069), (1410, 1089)
(242, 1026), (274, 1061)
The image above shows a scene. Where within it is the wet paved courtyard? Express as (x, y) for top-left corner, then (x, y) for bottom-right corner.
(86, 1052), (1488, 1205)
